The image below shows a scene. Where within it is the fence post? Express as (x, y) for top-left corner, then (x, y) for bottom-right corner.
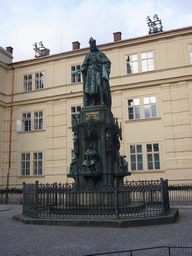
(35, 181), (39, 218)
(23, 182), (25, 215)
(115, 178), (119, 219)
(160, 178), (165, 215)
(55, 182), (57, 206)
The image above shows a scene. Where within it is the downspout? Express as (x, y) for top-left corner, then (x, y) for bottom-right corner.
(6, 66), (15, 204)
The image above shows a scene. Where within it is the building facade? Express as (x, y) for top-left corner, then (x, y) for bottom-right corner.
(1, 26), (192, 187)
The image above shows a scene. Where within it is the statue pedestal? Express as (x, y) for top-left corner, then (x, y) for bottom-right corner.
(68, 105), (130, 187)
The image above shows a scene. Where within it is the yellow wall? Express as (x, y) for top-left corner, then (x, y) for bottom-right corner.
(1, 27), (192, 186)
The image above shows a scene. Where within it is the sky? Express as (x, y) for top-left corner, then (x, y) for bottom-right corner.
(1, 0), (192, 62)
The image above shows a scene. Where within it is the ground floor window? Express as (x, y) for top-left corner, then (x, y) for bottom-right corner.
(21, 152), (43, 176)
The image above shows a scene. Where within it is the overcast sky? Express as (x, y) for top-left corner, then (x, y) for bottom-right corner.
(1, 0), (192, 62)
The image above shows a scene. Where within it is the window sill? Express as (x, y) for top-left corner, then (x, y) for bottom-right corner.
(18, 129), (46, 133)
(125, 117), (161, 123)
(18, 175), (45, 178)
(131, 170), (165, 174)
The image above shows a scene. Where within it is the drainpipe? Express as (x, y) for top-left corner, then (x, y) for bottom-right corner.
(6, 66), (15, 204)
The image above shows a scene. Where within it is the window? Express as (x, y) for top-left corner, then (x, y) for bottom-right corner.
(22, 113), (31, 131)
(143, 96), (157, 118)
(35, 72), (44, 89)
(21, 153), (30, 176)
(130, 145), (143, 171)
(146, 143), (160, 170)
(141, 51), (154, 72)
(189, 44), (192, 64)
(128, 99), (140, 120)
(23, 72), (44, 92)
(23, 74), (32, 92)
(34, 111), (43, 130)
(20, 111), (43, 132)
(71, 65), (81, 83)
(71, 106), (81, 125)
(33, 152), (43, 175)
(126, 54), (138, 74)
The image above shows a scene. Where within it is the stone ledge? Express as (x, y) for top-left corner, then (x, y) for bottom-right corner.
(13, 208), (178, 228)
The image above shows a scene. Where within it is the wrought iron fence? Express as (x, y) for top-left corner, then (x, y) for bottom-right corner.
(0, 184), (23, 204)
(84, 246), (192, 256)
(23, 179), (169, 219)
(168, 180), (192, 206)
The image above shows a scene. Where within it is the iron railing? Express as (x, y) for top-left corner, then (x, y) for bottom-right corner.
(84, 246), (192, 256)
(168, 179), (192, 205)
(0, 184), (23, 204)
(23, 179), (169, 219)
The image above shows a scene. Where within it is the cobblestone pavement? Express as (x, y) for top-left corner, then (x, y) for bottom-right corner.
(0, 205), (192, 256)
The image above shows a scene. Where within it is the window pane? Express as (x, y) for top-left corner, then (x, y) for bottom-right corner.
(148, 162), (153, 170)
(141, 53), (147, 59)
(127, 63), (131, 74)
(143, 97), (150, 104)
(153, 144), (159, 152)
(135, 106), (140, 119)
(71, 107), (75, 113)
(155, 161), (160, 169)
(71, 66), (75, 72)
(128, 108), (133, 119)
(128, 100), (133, 106)
(154, 153), (159, 161)
(131, 155), (136, 163)
(130, 145), (135, 153)
(151, 105), (157, 117)
(147, 144), (152, 152)
(147, 154), (153, 162)
(138, 162), (143, 170)
(150, 96), (156, 103)
(134, 98), (140, 105)
(131, 163), (136, 171)
(144, 105), (150, 118)
(26, 153), (30, 160)
(21, 154), (25, 160)
(34, 153), (37, 160)
(38, 152), (42, 159)
(148, 51), (153, 58)
(137, 145), (142, 153)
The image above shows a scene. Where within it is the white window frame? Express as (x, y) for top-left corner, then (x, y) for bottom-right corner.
(20, 111), (44, 132)
(22, 113), (31, 132)
(23, 72), (45, 92)
(141, 51), (154, 72)
(34, 111), (43, 130)
(71, 65), (81, 83)
(128, 98), (140, 120)
(126, 54), (138, 74)
(146, 143), (160, 170)
(35, 72), (44, 89)
(130, 145), (143, 171)
(71, 106), (82, 125)
(21, 153), (30, 176)
(33, 152), (43, 175)
(143, 96), (157, 118)
(23, 74), (32, 92)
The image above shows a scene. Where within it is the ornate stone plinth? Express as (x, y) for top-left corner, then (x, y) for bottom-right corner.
(68, 105), (130, 187)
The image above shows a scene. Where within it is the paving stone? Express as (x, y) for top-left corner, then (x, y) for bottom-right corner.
(0, 205), (192, 256)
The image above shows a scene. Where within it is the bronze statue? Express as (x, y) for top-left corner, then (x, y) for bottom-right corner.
(76, 37), (111, 109)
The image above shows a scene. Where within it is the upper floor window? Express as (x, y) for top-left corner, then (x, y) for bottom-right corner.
(130, 145), (143, 171)
(141, 51), (154, 72)
(128, 98), (140, 120)
(146, 143), (160, 170)
(71, 106), (81, 125)
(35, 72), (44, 89)
(21, 153), (30, 176)
(19, 111), (44, 132)
(126, 51), (154, 74)
(33, 152), (43, 175)
(126, 54), (138, 74)
(22, 113), (31, 131)
(34, 111), (43, 130)
(71, 65), (81, 83)
(21, 152), (43, 176)
(143, 96), (157, 118)
(23, 72), (44, 92)
(189, 44), (192, 64)
(23, 74), (32, 92)
(127, 96), (158, 120)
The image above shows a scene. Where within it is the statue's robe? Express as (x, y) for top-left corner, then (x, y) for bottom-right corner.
(81, 50), (112, 109)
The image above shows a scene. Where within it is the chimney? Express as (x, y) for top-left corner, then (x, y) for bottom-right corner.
(113, 32), (122, 42)
(6, 46), (13, 55)
(72, 41), (80, 50)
